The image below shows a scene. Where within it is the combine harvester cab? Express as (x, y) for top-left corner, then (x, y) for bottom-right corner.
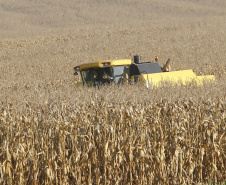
(74, 55), (215, 88)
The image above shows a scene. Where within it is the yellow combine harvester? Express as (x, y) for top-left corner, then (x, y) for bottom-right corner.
(74, 55), (215, 87)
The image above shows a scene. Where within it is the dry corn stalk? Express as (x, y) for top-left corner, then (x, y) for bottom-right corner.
(0, 96), (225, 184)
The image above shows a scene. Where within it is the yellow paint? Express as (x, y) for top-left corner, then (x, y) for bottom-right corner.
(75, 59), (132, 71)
(74, 60), (215, 87)
(140, 70), (215, 87)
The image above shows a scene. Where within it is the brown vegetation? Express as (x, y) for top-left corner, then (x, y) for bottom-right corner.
(0, 86), (225, 184)
(0, 0), (225, 184)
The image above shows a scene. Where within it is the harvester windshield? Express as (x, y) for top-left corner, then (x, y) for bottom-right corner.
(80, 66), (130, 86)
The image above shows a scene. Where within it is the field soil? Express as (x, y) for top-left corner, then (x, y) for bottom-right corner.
(0, 0), (225, 184)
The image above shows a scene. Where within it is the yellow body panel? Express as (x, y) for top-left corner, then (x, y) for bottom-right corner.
(139, 70), (215, 87)
(74, 59), (215, 87)
(195, 75), (216, 85)
(75, 59), (132, 71)
(75, 82), (83, 88)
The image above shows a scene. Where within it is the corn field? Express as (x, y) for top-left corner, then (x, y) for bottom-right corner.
(1, 0), (226, 184)
(0, 85), (225, 184)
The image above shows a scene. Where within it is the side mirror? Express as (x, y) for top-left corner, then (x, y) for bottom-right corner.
(74, 72), (78, 76)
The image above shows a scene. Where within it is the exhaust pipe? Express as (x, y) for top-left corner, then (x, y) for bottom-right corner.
(134, 55), (142, 64)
